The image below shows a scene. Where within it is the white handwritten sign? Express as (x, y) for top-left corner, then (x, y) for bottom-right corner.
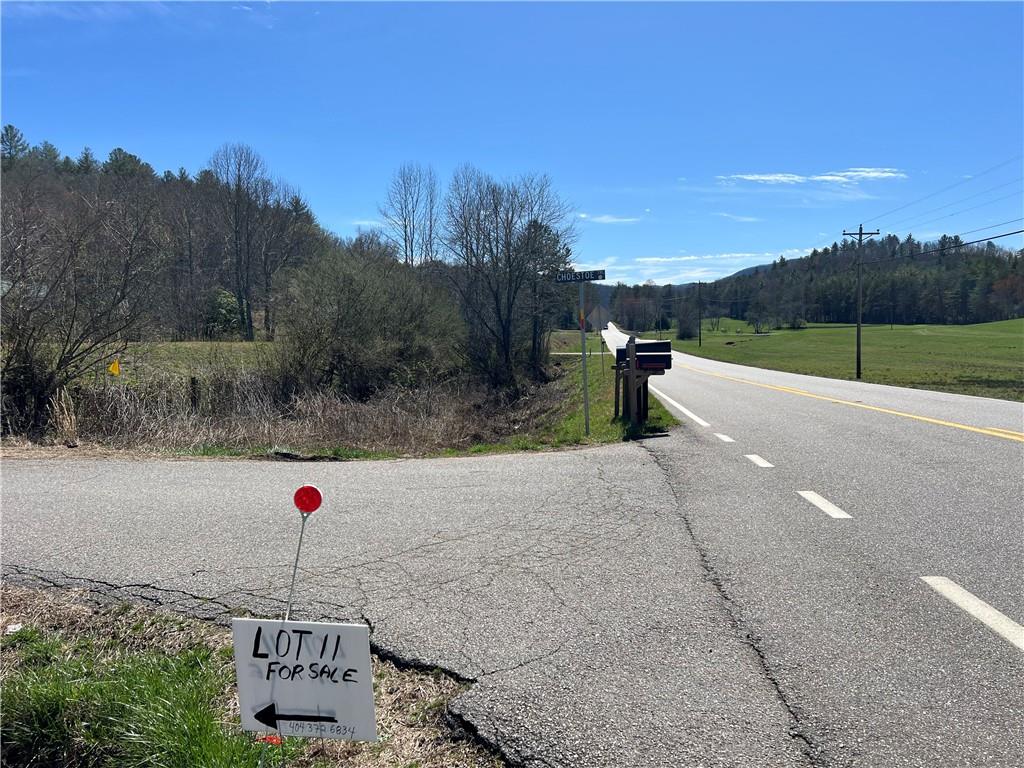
(232, 618), (377, 741)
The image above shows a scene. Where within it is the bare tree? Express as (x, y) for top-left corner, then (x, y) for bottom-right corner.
(442, 166), (573, 387)
(1, 160), (164, 435)
(380, 163), (439, 266)
(208, 143), (270, 340)
(256, 183), (322, 339)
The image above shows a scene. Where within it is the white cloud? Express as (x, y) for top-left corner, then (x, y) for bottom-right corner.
(714, 212), (762, 223)
(615, 246), (819, 285)
(639, 248), (812, 265)
(718, 167), (906, 186)
(351, 219), (383, 227)
(578, 213), (641, 224)
(575, 257), (617, 271)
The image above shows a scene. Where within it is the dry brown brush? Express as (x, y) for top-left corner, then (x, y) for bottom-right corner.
(57, 368), (527, 456)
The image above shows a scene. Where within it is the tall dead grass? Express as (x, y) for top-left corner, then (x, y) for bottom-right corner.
(64, 367), (523, 456)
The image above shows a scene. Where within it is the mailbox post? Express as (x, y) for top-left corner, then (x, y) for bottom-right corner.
(613, 338), (671, 427)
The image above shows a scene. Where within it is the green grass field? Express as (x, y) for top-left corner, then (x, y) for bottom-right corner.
(638, 318), (1024, 401)
(114, 341), (271, 380)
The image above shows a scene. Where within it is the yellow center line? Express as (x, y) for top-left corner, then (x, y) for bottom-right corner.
(676, 363), (1024, 443)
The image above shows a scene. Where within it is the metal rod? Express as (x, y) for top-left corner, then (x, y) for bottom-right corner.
(579, 281), (590, 436)
(284, 513), (310, 621)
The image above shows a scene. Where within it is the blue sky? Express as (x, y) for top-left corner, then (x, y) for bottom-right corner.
(3, 1), (1022, 284)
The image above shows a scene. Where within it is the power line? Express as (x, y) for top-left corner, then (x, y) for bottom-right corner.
(860, 228), (1024, 266)
(956, 218), (1024, 237)
(882, 177), (1023, 231)
(883, 190), (1023, 234)
(863, 154), (1022, 226)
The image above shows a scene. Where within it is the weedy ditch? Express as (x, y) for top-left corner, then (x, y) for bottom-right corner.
(2, 350), (675, 460)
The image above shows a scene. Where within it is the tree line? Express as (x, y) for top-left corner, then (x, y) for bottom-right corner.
(0, 125), (575, 436)
(605, 235), (1023, 337)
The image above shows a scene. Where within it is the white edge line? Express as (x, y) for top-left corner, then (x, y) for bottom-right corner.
(714, 433), (735, 443)
(744, 454), (774, 468)
(648, 386), (710, 428)
(797, 490), (852, 519)
(920, 576), (1024, 652)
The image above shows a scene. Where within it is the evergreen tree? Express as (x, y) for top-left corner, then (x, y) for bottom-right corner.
(1, 124), (29, 165)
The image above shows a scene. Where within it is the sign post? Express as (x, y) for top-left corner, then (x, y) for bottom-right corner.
(555, 269), (605, 436)
(233, 485), (377, 751)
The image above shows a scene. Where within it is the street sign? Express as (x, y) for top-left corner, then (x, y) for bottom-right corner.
(555, 269), (605, 283)
(233, 618), (377, 742)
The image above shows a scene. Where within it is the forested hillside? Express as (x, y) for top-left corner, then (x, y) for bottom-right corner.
(607, 235), (1023, 335)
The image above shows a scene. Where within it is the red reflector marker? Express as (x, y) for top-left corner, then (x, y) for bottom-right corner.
(293, 484), (322, 514)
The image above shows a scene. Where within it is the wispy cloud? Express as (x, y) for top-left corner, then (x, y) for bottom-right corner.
(578, 213), (641, 224)
(636, 248), (812, 266)
(635, 256), (701, 263)
(718, 167), (906, 186)
(714, 212), (761, 223)
(351, 219), (383, 228)
(1, 2), (164, 22)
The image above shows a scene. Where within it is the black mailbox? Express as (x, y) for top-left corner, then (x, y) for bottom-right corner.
(634, 353), (672, 370)
(615, 340), (674, 370)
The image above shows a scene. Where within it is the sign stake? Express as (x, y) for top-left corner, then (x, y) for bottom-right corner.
(285, 485), (322, 621)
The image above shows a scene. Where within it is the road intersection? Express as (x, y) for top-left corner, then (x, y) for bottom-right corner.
(3, 328), (1021, 766)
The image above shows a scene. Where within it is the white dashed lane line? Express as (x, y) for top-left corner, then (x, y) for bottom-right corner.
(744, 454), (774, 468)
(921, 577), (1024, 652)
(648, 386), (710, 428)
(714, 433), (735, 443)
(797, 490), (852, 519)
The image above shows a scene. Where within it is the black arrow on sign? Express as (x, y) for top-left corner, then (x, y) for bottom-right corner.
(254, 702), (337, 730)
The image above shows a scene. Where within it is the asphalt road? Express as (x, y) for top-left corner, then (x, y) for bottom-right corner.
(3, 329), (1022, 767)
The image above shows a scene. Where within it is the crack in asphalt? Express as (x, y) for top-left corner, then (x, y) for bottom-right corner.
(639, 441), (825, 768)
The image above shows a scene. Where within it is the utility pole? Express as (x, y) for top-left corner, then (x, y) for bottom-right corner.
(843, 224), (879, 379)
(697, 281), (703, 348)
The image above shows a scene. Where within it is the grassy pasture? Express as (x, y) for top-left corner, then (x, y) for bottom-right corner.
(639, 318), (1023, 401)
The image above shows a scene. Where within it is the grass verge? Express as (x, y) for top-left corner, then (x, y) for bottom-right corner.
(0, 585), (503, 768)
(454, 353), (678, 455)
(641, 318), (1024, 401)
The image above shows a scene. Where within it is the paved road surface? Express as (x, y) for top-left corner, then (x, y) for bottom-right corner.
(3, 328), (1021, 766)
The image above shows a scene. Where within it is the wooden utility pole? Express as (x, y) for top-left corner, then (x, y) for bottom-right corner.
(843, 224), (879, 379)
